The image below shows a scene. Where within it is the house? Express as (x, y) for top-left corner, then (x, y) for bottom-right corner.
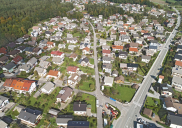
(172, 76), (182, 92)
(3, 78), (36, 94)
(56, 87), (73, 103)
(172, 66), (182, 77)
(8, 42), (16, 49)
(34, 67), (47, 77)
(18, 108), (42, 127)
(160, 83), (173, 97)
(103, 63), (112, 74)
(104, 76), (114, 86)
(51, 51), (64, 58)
(27, 40), (37, 46)
(19, 64), (32, 73)
(167, 113), (182, 128)
(16, 38), (24, 44)
(114, 75), (124, 84)
(12, 55), (23, 64)
(39, 61), (50, 69)
(33, 47), (42, 55)
(8, 50), (19, 58)
(120, 35), (130, 43)
(47, 42), (55, 48)
(0, 47), (7, 55)
(67, 66), (79, 74)
(102, 45), (110, 50)
(112, 70), (118, 77)
(119, 51), (128, 59)
(141, 55), (151, 63)
(52, 57), (64, 65)
(3, 62), (16, 73)
(0, 120), (8, 128)
(67, 121), (89, 128)
(56, 115), (73, 126)
(73, 102), (87, 115)
(69, 53), (77, 61)
(41, 82), (55, 94)
(129, 47), (138, 54)
(39, 39), (48, 48)
(163, 97), (177, 112)
(46, 70), (61, 80)
(68, 73), (80, 86)
(102, 50), (111, 57)
(146, 49), (155, 56)
(143, 108), (152, 118)
(16, 46), (26, 53)
(149, 46), (157, 53)
(136, 38), (143, 44)
(100, 39), (106, 46)
(39, 56), (50, 61)
(114, 41), (123, 46)
(103, 56), (112, 64)
(110, 35), (117, 41)
(130, 43), (138, 48)
(112, 45), (123, 51)
(68, 45), (77, 51)
(0, 95), (9, 110)
(0, 56), (8, 64)
(80, 57), (90, 67)
(27, 57), (37, 67)
(24, 47), (34, 55)
(67, 38), (78, 44)
(58, 44), (66, 49)
(82, 47), (90, 55)
(120, 63), (138, 71)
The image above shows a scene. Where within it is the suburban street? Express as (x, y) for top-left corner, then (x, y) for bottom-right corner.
(114, 7), (181, 128)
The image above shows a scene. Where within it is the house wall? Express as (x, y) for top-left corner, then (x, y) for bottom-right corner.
(166, 107), (177, 112)
(104, 82), (113, 87)
(170, 124), (182, 128)
(0, 99), (9, 110)
(28, 82), (36, 94)
(74, 111), (87, 115)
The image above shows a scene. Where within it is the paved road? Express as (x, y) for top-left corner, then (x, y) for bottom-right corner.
(114, 7), (181, 128)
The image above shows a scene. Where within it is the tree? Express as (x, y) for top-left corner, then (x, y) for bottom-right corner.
(58, 102), (61, 107)
(34, 70), (38, 76)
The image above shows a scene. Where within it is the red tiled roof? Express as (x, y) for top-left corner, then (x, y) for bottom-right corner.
(51, 51), (63, 56)
(47, 42), (54, 45)
(175, 61), (182, 67)
(0, 47), (7, 54)
(21, 80), (35, 91)
(147, 36), (154, 39)
(159, 75), (164, 79)
(141, 30), (148, 33)
(120, 32), (126, 35)
(123, 24), (129, 26)
(13, 55), (23, 63)
(3, 79), (13, 87)
(67, 66), (78, 72)
(112, 45), (123, 50)
(102, 50), (111, 54)
(129, 27), (134, 30)
(47, 70), (59, 76)
(129, 47), (138, 52)
(83, 47), (90, 51)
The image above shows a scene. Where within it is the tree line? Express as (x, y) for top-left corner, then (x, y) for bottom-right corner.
(0, 0), (74, 46)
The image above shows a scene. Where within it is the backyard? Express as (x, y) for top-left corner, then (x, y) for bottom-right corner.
(103, 84), (136, 102)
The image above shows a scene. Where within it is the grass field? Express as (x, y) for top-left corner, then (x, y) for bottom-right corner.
(77, 79), (95, 91)
(89, 58), (94, 64)
(151, 0), (168, 5)
(103, 85), (136, 102)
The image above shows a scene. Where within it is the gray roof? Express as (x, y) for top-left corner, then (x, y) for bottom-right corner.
(20, 64), (31, 70)
(0, 56), (8, 62)
(56, 115), (73, 124)
(73, 102), (87, 111)
(34, 67), (45, 73)
(119, 51), (128, 56)
(56, 87), (73, 101)
(0, 120), (7, 128)
(27, 57), (37, 66)
(40, 39), (48, 44)
(172, 76), (182, 84)
(82, 57), (89, 63)
(104, 76), (114, 84)
(142, 55), (151, 60)
(67, 121), (89, 128)
(52, 57), (63, 63)
(0, 96), (8, 105)
(48, 109), (59, 116)
(103, 63), (112, 69)
(18, 108), (41, 123)
(102, 56), (112, 61)
(39, 61), (50, 68)
(102, 45), (110, 49)
(112, 70), (118, 75)
(149, 46), (157, 49)
(41, 82), (54, 92)
(4, 62), (16, 70)
(169, 113), (182, 126)
(120, 63), (127, 68)
(172, 67), (182, 75)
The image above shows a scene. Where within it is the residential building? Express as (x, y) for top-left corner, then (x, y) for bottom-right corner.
(46, 70), (61, 79)
(69, 53), (77, 61)
(52, 57), (64, 65)
(41, 82), (55, 94)
(27, 57), (37, 67)
(18, 108), (42, 127)
(0, 95), (9, 110)
(100, 39), (106, 46)
(3, 78), (36, 94)
(103, 63), (112, 74)
(68, 73), (79, 86)
(48, 109), (59, 116)
(172, 76), (182, 92)
(119, 51), (128, 59)
(163, 97), (177, 112)
(104, 76), (114, 86)
(112, 45), (123, 51)
(3, 62), (16, 73)
(112, 70), (118, 77)
(51, 51), (64, 58)
(129, 47), (138, 54)
(102, 56), (112, 64)
(167, 113), (182, 128)
(73, 102), (87, 116)
(114, 75), (124, 84)
(67, 121), (89, 128)
(34, 67), (47, 77)
(67, 66), (79, 74)
(56, 115), (73, 126)
(56, 87), (73, 103)
(141, 55), (151, 63)
(102, 50), (111, 57)
(0, 56), (8, 64)
(12, 55), (23, 64)
(0, 47), (7, 55)
(82, 47), (90, 55)
(0, 120), (8, 128)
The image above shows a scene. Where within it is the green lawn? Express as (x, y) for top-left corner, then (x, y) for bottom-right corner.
(76, 77), (95, 92)
(103, 84), (136, 102)
(89, 58), (94, 64)
(79, 66), (95, 75)
(145, 97), (160, 107)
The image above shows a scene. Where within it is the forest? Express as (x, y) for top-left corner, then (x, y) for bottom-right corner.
(85, 4), (124, 18)
(0, 0), (74, 46)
